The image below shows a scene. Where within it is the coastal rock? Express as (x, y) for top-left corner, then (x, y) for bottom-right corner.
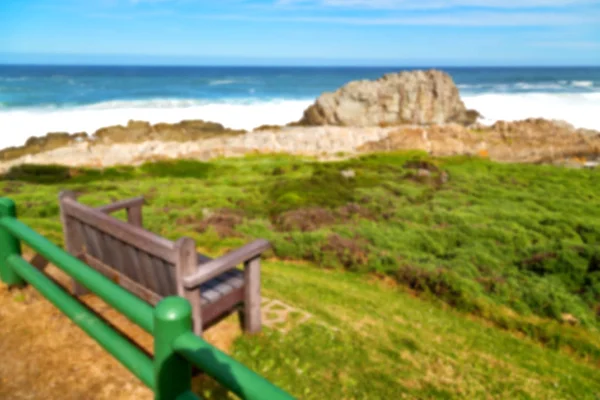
(359, 118), (600, 163)
(0, 118), (598, 172)
(94, 119), (246, 144)
(297, 69), (479, 127)
(0, 131), (88, 161)
(94, 120), (152, 143)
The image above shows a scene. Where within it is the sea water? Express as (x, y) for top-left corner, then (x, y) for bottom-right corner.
(0, 65), (599, 149)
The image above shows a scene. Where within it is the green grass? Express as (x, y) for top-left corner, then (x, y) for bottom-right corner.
(1, 153), (599, 398)
(223, 261), (600, 399)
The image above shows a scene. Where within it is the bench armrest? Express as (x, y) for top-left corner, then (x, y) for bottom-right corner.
(96, 196), (145, 214)
(183, 239), (271, 288)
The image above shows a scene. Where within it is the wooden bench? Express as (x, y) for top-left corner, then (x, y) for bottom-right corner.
(57, 191), (270, 336)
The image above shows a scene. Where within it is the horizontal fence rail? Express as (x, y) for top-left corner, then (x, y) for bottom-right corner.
(0, 197), (296, 400)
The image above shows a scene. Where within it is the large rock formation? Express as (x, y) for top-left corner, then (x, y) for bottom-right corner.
(297, 69), (479, 127)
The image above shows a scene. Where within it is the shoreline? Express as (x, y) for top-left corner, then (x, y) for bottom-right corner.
(0, 118), (598, 173)
(2, 91), (599, 150)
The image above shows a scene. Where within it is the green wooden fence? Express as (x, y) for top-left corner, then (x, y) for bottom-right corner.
(0, 197), (295, 400)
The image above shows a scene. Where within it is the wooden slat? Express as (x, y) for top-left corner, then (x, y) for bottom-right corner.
(96, 231), (117, 271)
(201, 288), (244, 327)
(81, 224), (101, 259)
(122, 244), (145, 287)
(84, 254), (162, 305)
(221, 269), (244, 289)
(208, 275), (235, 296)
(165, 262), (177, 296)
(109, 237), (135, 282)
(199, 285), (222, 304)
(183, 239), (271, 288)
(137, 251), (160, 295)
(152, 256), (173, 297)
(62, 197), (176, 263)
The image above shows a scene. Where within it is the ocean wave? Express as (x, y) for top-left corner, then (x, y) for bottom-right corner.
(514, 82), (564, 90)
(458, 80), (598, 92)
(208, 79), (239, 86)
(571, 80), (594, 88)
(0, 77), (29, 82)
(1, 93), (598, 151)
(80, 98), (213, 109)
(0, 98), (314, 149)
(462, 92), (600, 131)
(77, 97), (303, 110)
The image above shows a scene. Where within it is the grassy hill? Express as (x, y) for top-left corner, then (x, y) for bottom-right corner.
(1, 152), (599, 398)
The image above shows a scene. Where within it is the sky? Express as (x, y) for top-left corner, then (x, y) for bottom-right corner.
(0, 0), (599, 66)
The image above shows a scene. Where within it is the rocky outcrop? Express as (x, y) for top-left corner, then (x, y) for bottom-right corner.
(93, 119), (245, 144)
(0, 119), (597, 173)
(0, 132), (88, 161)
(297, 69), (479, 127)
(0, 120), (246, 162)
(359, 118), (600, 163)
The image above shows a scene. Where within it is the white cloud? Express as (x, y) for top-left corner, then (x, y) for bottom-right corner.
(276, 0), (600, 9)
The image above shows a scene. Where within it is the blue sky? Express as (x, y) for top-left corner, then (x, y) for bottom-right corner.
(1, 0), (599, 65)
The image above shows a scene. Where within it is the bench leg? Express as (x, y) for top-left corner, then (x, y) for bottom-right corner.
(243, 257), (262, 334)
(72, 280), (89, 296)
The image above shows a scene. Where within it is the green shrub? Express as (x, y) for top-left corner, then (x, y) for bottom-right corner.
(3, 164), (71, 183)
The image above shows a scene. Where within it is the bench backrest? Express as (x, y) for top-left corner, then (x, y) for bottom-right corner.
(58, 192), (181, 304)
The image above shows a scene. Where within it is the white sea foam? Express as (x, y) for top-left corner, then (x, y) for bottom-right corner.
(571, 80), (594, 88)
(208, 79), (238, 86)
(463, 92), (600, 131)
(0, 98), (313, 149)
(1, 92), (599, 151)
(514, 82), (563, 90)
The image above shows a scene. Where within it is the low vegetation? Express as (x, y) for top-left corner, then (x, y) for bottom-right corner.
(1, 152), (599, 398)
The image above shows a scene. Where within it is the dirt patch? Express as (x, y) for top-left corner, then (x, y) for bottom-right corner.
(403, 160), (440, 172)
(402, 160), (449, 187)
(275, 207), (336, 232)
(0, 265), (153, 400)
(0, 253), (244, 400)
(195, 208), (245, 238)
(203, 315), (242, 353)
(336, 203), (374, 220)
(274, 203), (374, 233)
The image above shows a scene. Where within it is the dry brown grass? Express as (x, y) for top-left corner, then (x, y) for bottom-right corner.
(0, 256), (241, 400)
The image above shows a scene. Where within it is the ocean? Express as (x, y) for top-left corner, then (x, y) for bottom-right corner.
(0, 65), (599, 149)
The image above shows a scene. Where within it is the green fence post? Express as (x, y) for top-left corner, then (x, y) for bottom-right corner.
(0, 198), (25, 286)
(154, 296), (194, 400)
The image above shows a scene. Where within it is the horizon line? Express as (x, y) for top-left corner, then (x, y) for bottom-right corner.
(1, 63), (600, 68)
